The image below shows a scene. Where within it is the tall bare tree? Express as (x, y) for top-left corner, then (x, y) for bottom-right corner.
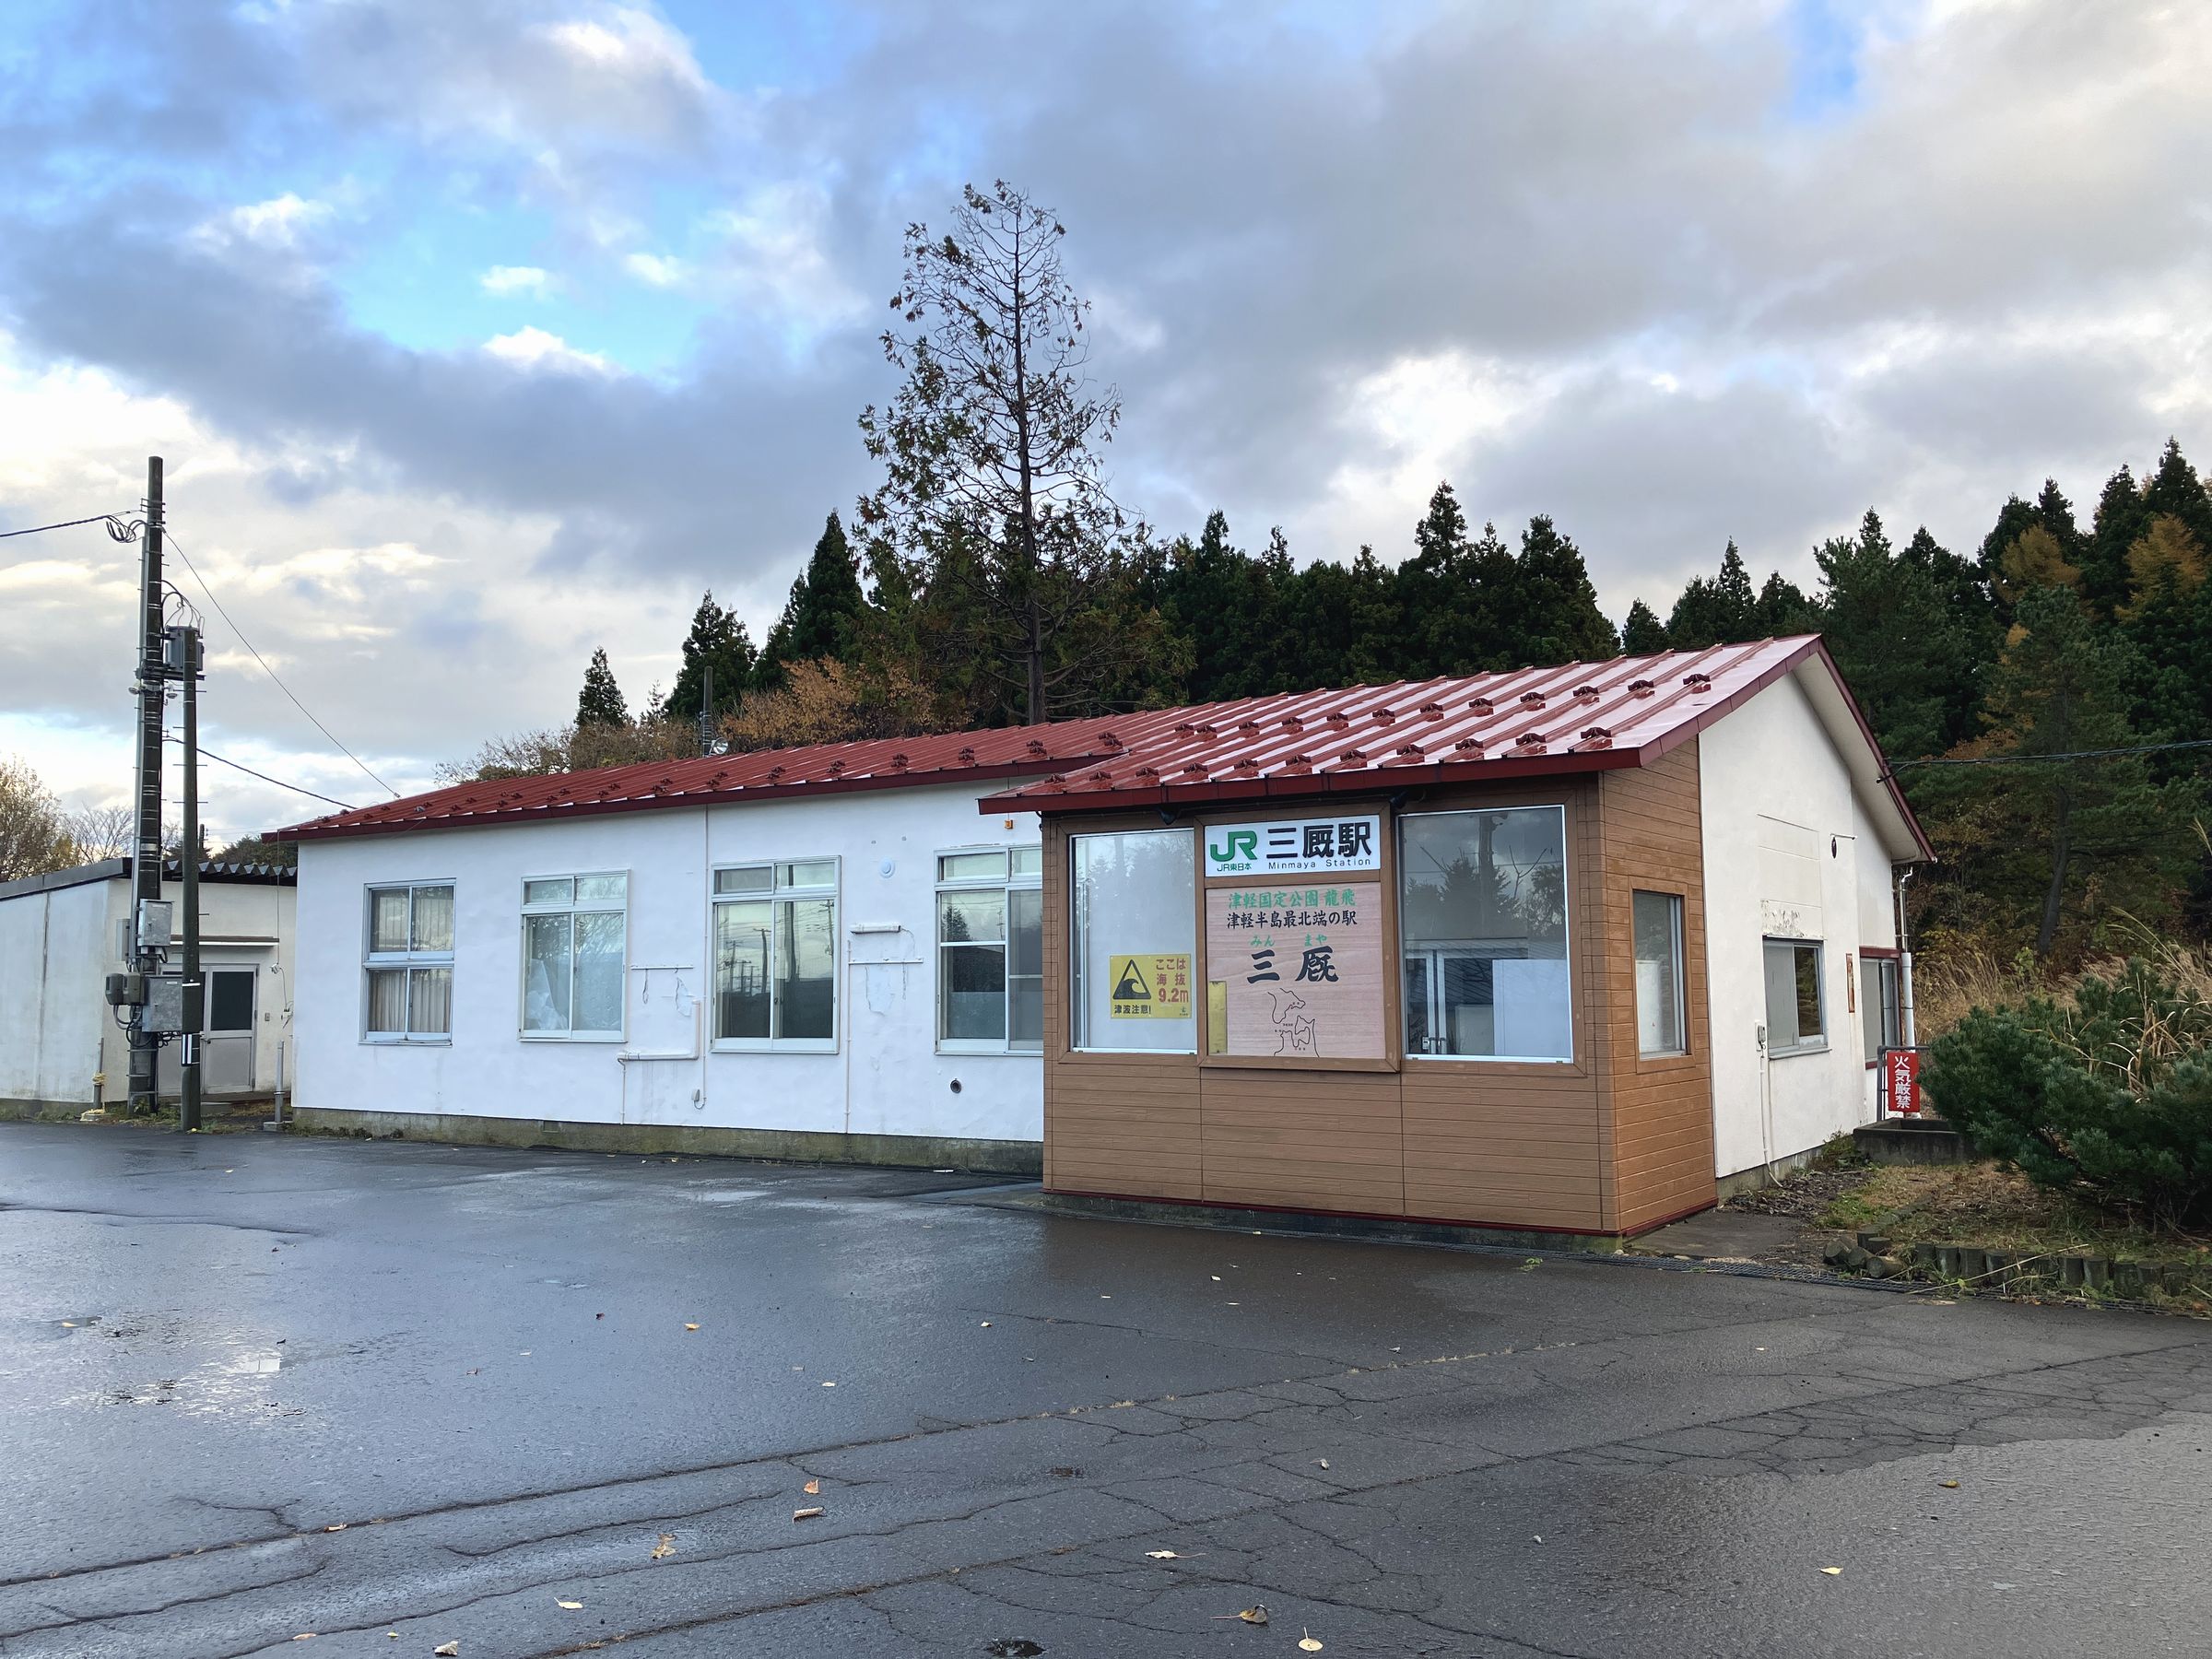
(63, 804), (135, 861)
(858, 180), (1142, 724)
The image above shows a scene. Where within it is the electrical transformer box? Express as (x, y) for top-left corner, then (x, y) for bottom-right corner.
(144, 975), (184, 1035)
(136, 899), (173, 953)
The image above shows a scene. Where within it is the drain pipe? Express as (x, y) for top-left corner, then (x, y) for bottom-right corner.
(1893, 865), (1917, 1048)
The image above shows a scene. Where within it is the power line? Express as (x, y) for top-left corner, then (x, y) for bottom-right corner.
(163, 527), (402, 799)
(1890, 737), (2212, 771)
(0, 511), (135, 540)
(190, 744), (357, 811)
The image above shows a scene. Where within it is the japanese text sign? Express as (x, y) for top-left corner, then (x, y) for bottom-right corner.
(1204, 882), (1384, 1061)
(1109, 954), (1192, 1019)
(1881, 1048), (1921, 1117)
(1205, 815), (1382, 878)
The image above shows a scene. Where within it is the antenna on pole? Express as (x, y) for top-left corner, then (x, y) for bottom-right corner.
(699, 661), (715, 757)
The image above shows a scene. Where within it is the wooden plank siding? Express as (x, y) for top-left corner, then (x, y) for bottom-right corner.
(1594, 740), (1717, 1230)
(1041, 754), (1717, 1237)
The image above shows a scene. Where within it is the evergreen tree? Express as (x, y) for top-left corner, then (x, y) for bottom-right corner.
(1665, 540), (1758, 646)
(2080, 465), (2149, 618)
(1619, 599), (1670, 654)
(1512, 516), (1617, 665)
(1816, 510), (1986, 759)
(575, 648), (628, 729)
(1394, 484), (1517, 677)
(1925, 586), (2199, 956)
(756, 513), (867, 689)
(1752, 571), (1819, 636)
(665, 592), (758, 724)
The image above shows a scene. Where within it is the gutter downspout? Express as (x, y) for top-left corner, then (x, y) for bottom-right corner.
(1894, 865), (1917, 1048)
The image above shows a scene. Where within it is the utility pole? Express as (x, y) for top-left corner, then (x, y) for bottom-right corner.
(699, 662), (715, 756)
(128, 456), (167, 1113)
(171, 624), (205, 1132)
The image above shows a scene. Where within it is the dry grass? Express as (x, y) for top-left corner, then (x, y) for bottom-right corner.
(1909, 920), (2212, 1043)
(1815, 1161), (2212, 1267)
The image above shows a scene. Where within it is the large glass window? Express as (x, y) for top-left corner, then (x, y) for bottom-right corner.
(936, 849), (1044, 1051)
(1861, 953), (1901, 1060)
(1399, 806), (1571, 1061)
(1633, 890), (1687, 1058)
(713, 860), (838, 1048)
(1764, 937), (1826, 1055)
(1071, 829), (1195, 1053)
(520, 874), (628, 1039)
(364, 882), (453, 1041)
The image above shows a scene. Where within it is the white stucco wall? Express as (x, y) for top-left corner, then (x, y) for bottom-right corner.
(1699, 670), (1901, 1177)
(0, 880), (110, 1104)
(292, 784), (1046, 1145)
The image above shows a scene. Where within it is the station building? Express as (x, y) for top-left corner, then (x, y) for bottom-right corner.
(278, 636), (1928, 1236)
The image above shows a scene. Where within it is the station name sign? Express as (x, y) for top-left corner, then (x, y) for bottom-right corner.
(1205, 814), (1381, 878)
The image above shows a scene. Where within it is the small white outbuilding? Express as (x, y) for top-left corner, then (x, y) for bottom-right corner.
(0, 857), (298, 1116)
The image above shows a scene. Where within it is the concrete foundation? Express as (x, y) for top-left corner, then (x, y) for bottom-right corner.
(1002, 1188), (1641, 1253)
(291, 1107), (1043, 1175)
(1715, 1142), (1827, 1199)
(1853, 1119), (1970, 1165)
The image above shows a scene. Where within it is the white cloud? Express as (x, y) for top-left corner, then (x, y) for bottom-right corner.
(196, 193), (332, 249)
(482, 326), (618, 375)
(698, 181), (866, 342)
(622, 251), (688, 288)
(541, 7), (708, 93)
(480, 265), (553, 298)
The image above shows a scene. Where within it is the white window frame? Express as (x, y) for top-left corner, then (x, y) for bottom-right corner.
(1632, 888), (1688, 1059)
(935, 846), (1044, 1054)
(1396, 804), (1574, 1065)
(1764, 936), (1828, 1057)
(710, 858), (841, 1053)
(518, 872), (629, 1042)
(362, 880), (454, 1044)
(1861, 952), (1902, 1065)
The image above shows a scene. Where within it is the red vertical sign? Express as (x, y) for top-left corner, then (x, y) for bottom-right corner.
(1883, 1049), (1921, 1116)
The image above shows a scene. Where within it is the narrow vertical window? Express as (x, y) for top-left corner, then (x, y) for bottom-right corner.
(364, 882), (455, 1041)
(936, 849), (1043, 1052)
(1632, 890), (1686, 1057)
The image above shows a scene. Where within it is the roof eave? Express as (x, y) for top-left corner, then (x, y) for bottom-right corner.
(283, 758), (1092, 844)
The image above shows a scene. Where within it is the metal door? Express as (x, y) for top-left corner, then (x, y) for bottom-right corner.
(204, 967), (256, 1092)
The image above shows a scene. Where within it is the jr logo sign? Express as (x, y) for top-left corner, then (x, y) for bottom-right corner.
(1205, 816), (1382, 878)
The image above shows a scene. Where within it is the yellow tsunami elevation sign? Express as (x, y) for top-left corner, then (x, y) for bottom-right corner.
(1110, 953), (1192, 1018)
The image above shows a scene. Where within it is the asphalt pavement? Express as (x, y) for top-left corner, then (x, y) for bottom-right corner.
(1, 1121), (2207, 1657)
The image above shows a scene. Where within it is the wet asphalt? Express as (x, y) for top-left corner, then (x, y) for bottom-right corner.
(2, 1123), (2208, 1658)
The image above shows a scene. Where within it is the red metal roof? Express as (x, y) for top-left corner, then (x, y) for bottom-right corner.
(275, 715), (1132, 842)
(983, 635), (1932, 857)
(276, 636), (1931, 859)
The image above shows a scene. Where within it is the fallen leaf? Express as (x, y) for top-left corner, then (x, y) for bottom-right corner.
(324, 1524), (347, 1533)
(1300, 1634), (1325, 1653)
(684, 1324), (700, 1332)
(821, 1381), (836, 1387)
(557, 1599), (583, 1609)
(1239, 1606), (1269, 1625)
(651, 1533), (676, 1559)
(980, 1321), (992, 1327)
(1145, 1549), (1179, 1559)
(804, 1478), (821, 1495)
(1819, 1567), (1842, 1576)
(1100, 1294), (1112, 1299)
(61, 1322), (76, 1329)
(1210, 1276), (1221, 1281)
(434, 1645), (459, 1657)
(793, 1506), (824, 1522)
(1939, 1479), (1959, 1488)
(1314, 1458), (1330, 1469)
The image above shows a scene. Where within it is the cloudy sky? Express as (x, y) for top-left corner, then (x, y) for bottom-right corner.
(1, 0), (2206, 841)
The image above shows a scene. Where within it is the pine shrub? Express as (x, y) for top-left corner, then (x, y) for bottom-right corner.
(1925, 959), (2212, 1230)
